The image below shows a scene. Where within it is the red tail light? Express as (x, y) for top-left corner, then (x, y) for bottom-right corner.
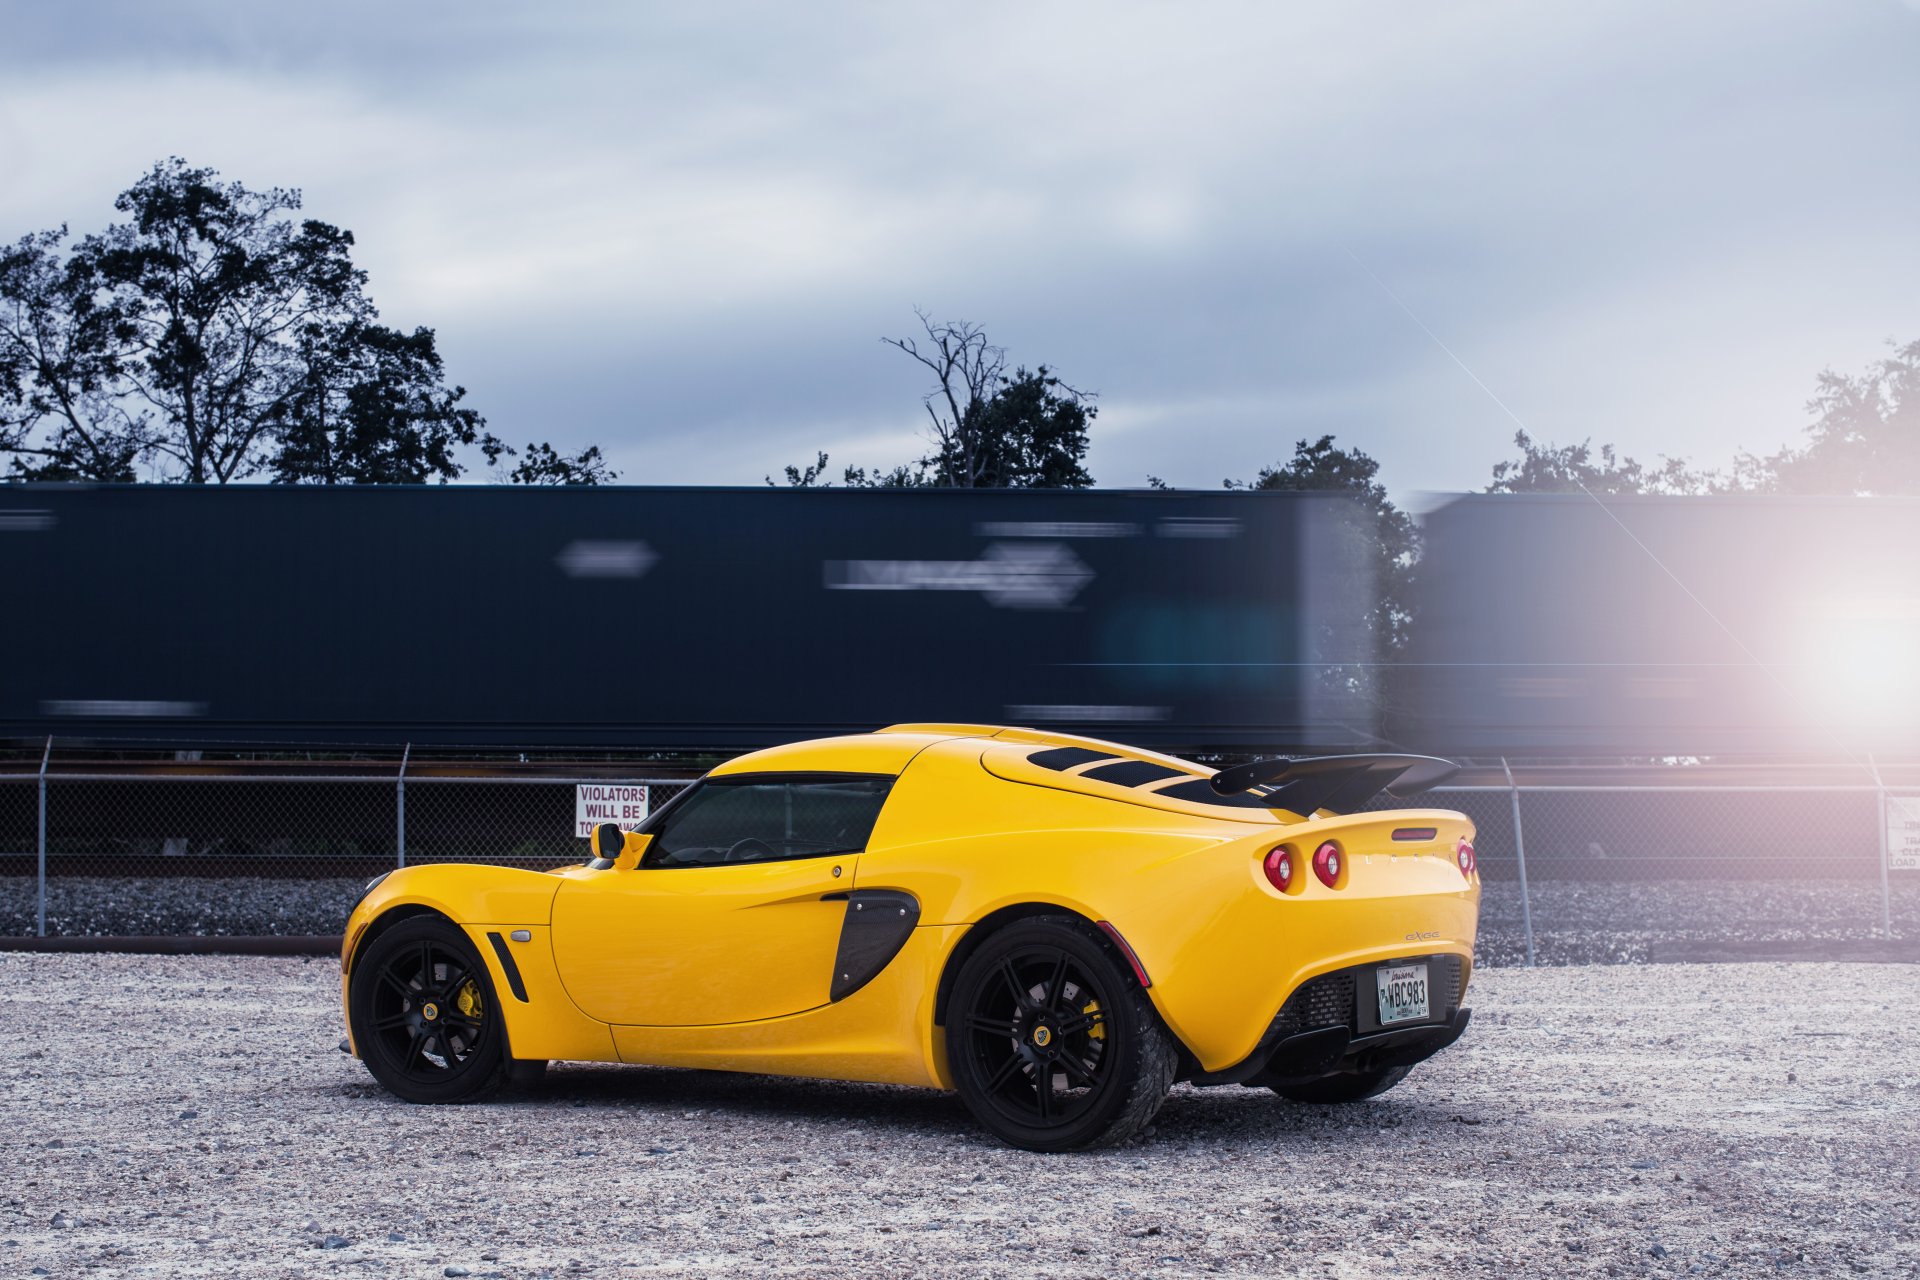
(1263, 846), (1296, 892)
(1312, 841), (1342, 888)
(1456, 838), (1477, 878)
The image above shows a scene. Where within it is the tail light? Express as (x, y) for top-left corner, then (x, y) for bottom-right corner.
(1312, 841), (1342, 888)
(1456, 838), (1477, 878)
(1263, 846), (1296, 892)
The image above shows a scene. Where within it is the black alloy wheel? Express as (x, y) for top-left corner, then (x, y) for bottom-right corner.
(349, 915), (514, 1104)
(947, 916), (1176, 1151)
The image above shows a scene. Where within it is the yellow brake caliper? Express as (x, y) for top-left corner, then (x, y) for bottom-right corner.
(1084, 999), (1104, 1041)
(455, 979), (484, 1022)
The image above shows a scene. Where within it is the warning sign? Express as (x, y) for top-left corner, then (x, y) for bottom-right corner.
(576, 784), (650, 838)
(1889, 796), (1920, 872)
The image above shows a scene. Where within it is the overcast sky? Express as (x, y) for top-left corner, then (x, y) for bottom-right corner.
(4, 1), (1916, 496)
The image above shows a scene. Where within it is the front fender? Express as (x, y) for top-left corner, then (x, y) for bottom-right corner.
(341, 863), (567, 974)
(338, 862), (615, 1064)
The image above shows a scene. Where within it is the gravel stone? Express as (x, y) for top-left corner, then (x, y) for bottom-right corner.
(5, 953), (1919, 1276)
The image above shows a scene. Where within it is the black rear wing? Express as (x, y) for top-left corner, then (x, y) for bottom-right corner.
(1209, 754), (1459, 815)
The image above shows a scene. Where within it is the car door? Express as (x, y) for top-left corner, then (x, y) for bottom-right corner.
(551, 772), (893, 1026)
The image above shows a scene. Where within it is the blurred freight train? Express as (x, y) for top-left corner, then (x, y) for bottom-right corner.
(0, 486), (1379, 752)
(4, 486), (1913, 758)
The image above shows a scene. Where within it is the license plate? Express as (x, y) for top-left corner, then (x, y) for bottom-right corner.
(1376, 963), (1430, 1025)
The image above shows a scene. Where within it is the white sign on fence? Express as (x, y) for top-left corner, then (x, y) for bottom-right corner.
(576, 784), (650, 838)
(1889, 795), (1920, 872)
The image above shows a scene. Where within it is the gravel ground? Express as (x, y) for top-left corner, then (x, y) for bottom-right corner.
(1471, 880), (1920, 966)
(3, 955), (1917, 1279)
(5, 877), (1916, 967)
(0, 876), (367, 938)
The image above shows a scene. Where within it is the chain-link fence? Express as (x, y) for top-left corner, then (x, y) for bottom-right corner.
(1367, 770), (1917, 964)
(0, 742), (693, 938)
(2, 744), (1914, 962)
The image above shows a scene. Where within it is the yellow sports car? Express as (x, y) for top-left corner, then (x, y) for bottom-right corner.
(341, 725), (1478, 1151)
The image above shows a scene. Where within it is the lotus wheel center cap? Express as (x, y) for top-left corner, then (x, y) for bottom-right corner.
(1031, 1025), (1052, 1048)
(422, 1002), (439, 1021)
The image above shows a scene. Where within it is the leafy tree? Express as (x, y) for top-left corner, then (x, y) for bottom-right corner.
(1734, 339), (1920, 495)
(1227, 434), (1417, 652)
(767, 449), (922, 488)
(1, 158), (600, 485)
(775, 312), (1095, 488)
(1223, 435), (1418, 723)
(270, 321), (496, 484)
(1487, 429), (1707, 496)
(81, 159), (372, 482)
(774, 450), (834, 487)
(771, 452), (929, 487)
(942, 364), (1096, 488)
(0, 228), (144, 480)
(509, 441), (618, 486)
(883, 313), (1095, 488)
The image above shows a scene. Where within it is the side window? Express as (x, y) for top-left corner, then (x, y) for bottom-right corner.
(644, 773), (893, 868)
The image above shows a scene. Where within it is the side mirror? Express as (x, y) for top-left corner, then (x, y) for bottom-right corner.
(590, 822), (652, 870)
(613, 831), (653, 871)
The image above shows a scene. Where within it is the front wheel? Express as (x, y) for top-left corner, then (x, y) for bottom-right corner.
(348, 915), (514, 1104)
(1266, 1064), (1411, 1104)
(946, 916), (1176, 1151)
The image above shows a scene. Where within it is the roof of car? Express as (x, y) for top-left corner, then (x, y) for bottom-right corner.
(709, 724), (1206, 784)
(708, 731), (969, 778)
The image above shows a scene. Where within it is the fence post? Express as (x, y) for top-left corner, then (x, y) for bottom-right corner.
(396, 742), (411, 869)
(1870, 754), (1891, 940)
(36, 735), (51, 938)
(1502, 757), (1535, 967)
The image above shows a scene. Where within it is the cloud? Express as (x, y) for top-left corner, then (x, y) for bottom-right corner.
(3, 1), (1917, 494)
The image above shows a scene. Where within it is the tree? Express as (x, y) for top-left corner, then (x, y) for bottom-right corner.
(767, 449), (922, 488)
(943, 364), (1096, 488)
(270, 321), (496, 484)
(1487, 430), (1707, 496)
(1227, 434), (1418, 652)
(882, 313), (1095, 488)
(508, 441), (618, 486)
(1736, 339), (1920, 495)
(0, 228), (144, 480)
(81, 159), (375, 482)
(775, 312), (1096, 488)
(1, 158), (600, 485)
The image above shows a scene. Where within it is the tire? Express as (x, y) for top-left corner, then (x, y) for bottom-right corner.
(946, 915), (1176, 1152)
(348, 915), (514, 1104)
(1267, 1064), (1411, 1104)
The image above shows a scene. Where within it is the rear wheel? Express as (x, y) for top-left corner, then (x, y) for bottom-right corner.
(1267, 1064), (1411, 1104)
(947, 916), (1176, 1151)
(349, 915), (513, 1104)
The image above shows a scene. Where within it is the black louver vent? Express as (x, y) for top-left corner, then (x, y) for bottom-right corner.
(1267, 955), (1465, 1040)
(1029, 747), (1118, 771)
(1081, 760), (1189, 788)
(1272, 970), (1357, 1037)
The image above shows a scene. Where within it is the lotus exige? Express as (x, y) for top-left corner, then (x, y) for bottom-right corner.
(341, 724), (1479, 1150)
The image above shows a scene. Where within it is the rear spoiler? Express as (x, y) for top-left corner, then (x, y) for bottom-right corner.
(1209, 754), (1459, 815)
